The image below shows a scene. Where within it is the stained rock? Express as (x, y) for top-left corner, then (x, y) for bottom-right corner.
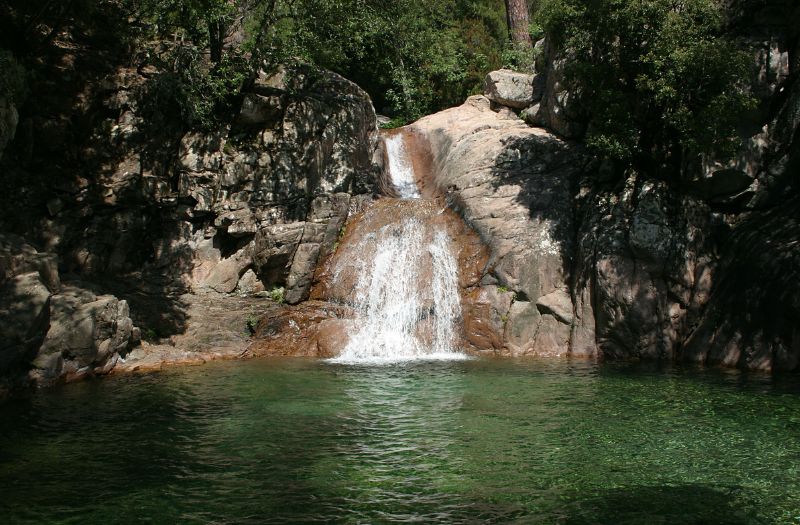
(413, 94), (585, 356)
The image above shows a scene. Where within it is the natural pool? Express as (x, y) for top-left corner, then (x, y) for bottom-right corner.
(1, 358), (799, 524)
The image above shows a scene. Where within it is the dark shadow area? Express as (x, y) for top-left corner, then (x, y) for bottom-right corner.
(560, 484), (760, 525)
(483, 131), (589, 284)
(684, 193), (800, 371)
(0, 2), (199, 339)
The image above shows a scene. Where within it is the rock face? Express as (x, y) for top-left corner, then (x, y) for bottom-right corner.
(1, 62), (376, 301)
(413, 95), (589, 356)
(158, 64), (378, 304)
(415, 0), (797, 370)
(0, 235), (138, 388)
(411, 58), (799, 370)
(0, 59), (378, 389)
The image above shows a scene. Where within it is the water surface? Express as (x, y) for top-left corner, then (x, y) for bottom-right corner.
(1, 358), (799, 524)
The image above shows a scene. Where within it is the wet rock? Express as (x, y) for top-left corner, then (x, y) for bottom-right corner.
(247, 301), (353, 357)
(462, 285), (513, 353)
(313, 198), (488, 311)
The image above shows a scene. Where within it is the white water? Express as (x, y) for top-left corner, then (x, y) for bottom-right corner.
(384, 133), (421, 199)
(330, 133), (467, 364)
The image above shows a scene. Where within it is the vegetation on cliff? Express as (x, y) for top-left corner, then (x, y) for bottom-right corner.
(128, 0), (521, 124)
(537, 0), (755, 179)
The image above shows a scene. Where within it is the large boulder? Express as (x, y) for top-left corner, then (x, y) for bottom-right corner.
(412, 95), (590, 356)
(33, 285), (136, 383)
(0, 272), (52, 375)
(0, 235), (59, 377)
(483, 69), (538, 109)
(0, 234), (139, 385)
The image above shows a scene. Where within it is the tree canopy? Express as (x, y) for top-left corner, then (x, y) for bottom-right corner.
(125, 0), (516, 127)
(537, 0), (754, 179)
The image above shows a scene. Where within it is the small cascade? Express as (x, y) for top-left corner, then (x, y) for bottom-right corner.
(329, 130), (467, 363)
(384, 132), (421, 199)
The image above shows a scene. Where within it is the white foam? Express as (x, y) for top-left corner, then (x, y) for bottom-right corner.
(384, 133), (421, 199)
(327, 137), (467, 364)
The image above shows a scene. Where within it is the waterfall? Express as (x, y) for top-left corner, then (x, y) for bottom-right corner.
(384, 132), (421, 199)
(329, 132), (467, 363)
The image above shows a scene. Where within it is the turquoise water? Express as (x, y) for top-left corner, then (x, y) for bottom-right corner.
(1, 358), (799, 524)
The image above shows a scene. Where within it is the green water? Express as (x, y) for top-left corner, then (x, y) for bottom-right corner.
(1, 358), (799, 524)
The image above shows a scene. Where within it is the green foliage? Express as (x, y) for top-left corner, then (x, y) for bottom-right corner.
(501, 41), (535, 72)
(245, 313), (259, 335)
(129, 0), (252, 130)
(143, 328), (159, 342)
(182, 52), (249, 129)
(269, 287), (285, 304)
(0, 50), (27, 104)
(127, 0), (514, 127)
(379, 117), (408, 130)
(263, 0), (508, 122)
(537, 0), (755, 178)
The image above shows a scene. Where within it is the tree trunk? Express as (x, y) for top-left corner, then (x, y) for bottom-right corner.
(209, 20), (224, 63)
(504, 0), (532, 48)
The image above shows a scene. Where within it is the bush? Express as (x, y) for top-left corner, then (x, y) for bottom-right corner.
(501, 41), (535, 72)
(269, 287), (285, 304)
(245, 313), (259, 335)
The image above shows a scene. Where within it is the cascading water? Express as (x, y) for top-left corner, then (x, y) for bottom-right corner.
(383, 132), (421, 199)
(329, 131), (467, 363)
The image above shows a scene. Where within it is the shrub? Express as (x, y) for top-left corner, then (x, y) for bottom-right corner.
(245, 313), (259, 335)
(269, 287), (285, 304)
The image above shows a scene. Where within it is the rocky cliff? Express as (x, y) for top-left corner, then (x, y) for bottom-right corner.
(0, 37), (379, 390)
(408, 0), (799, 371)
(1, 0), (798, 390)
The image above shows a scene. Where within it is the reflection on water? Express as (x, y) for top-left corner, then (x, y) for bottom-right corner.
(0, 359), (799, 524)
